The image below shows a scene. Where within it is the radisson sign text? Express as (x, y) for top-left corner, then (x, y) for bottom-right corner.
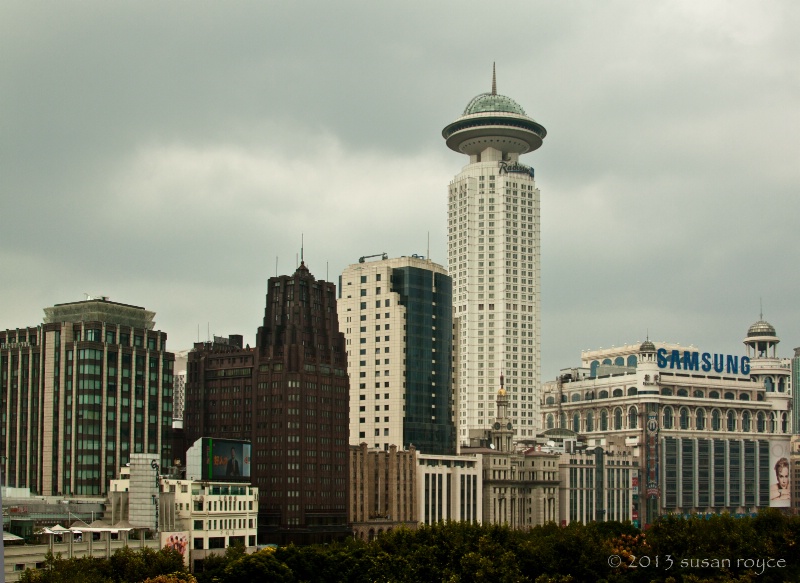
(656, 348), (751, 375)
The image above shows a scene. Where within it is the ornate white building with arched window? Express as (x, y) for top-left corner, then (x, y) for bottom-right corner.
(539, 319), (792, 527)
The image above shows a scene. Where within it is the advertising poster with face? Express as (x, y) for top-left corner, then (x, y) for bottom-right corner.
(208, 439), (252, 481)
(769, 440), (790, 507)
(161, 531), (189, 565)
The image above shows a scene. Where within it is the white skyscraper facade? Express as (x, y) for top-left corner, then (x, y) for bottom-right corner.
(339, 255), (455, 455)
(443, 70), (547, 445)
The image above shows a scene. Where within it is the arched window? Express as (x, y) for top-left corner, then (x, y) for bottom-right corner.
(693, 390), (704, 398)
(614, 356), (625, 366)
(724, 392), (735, 400)
(546, 414), (554, 429)
(560, 413), (567, 429)
(571, 393), (581, 402)
(628, 406), (638, 429)
(696, 408), (705, 430)
(770, 412), (777, 433)
(601, 410), (608, 431)
(742, 411), (751, 432)
(765, 377), (774, 392)
(627, 355), (637, 367)
(585, 391), (594, 400)
(663, 406), (674, 429)
(709, 391), (719, 399)
(757, 412), (766, 433)
(782, 413), (788, 433)
(603, 358), (612, 365)
(612, 388), (623, 398)
(599, 390), (608, 399)
(572, 413), (580, 432)
(712, 409), (721, 431)
(561, 394), (567, 403)
(661, 388), (673, 396)
(614, 408), (623, 430)
(739, 393), (750, 401)
(590, 361), (600, 377)
(677, 388), (689, 397)
(680, 408), (689, 430)
(778, 378), (786, 392)
(726, 410), (736, 432)
(627, 387), (638, 396)
(545, 396), (555, 405)
(586, 412), (594, 432)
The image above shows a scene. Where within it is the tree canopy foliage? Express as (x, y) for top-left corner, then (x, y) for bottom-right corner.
(23, 511), (800, 583)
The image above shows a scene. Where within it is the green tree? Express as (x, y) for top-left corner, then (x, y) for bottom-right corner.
(223, 549), (294, 582)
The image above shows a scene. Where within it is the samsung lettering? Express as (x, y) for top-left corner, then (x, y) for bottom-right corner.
(656, 348), (750, 375)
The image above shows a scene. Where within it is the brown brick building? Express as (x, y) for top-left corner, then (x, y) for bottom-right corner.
(349, 442), (417, 540)
(184, 262), (350, 544)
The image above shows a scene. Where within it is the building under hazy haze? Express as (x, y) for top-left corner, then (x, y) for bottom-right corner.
(184, 262), (350, 544)
(443, 67), (547, 446)
(540, 319), (793, 527)
(0, 298), (175, 496)
(339, 255), (455, 455)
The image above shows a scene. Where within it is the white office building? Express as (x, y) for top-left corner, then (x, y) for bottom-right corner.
(339, 255), (455, 455)
(442, 67), (547, 445)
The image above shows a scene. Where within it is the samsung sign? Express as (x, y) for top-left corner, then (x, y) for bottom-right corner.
(657, 348), (750, 375)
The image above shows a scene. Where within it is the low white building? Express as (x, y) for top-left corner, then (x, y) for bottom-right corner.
(110, 453), (258, 572)
(416, 452), (483, 525)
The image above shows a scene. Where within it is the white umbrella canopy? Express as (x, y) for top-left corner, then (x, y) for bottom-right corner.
(4, 531), (24, 541)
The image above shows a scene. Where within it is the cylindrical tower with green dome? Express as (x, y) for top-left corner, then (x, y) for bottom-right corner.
(444, 65), (546, 447)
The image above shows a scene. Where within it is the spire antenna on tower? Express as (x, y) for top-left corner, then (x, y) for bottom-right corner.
(491, 62), (497, 95)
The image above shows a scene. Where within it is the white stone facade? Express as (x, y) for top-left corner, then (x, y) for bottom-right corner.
(110, 467), (258, 570)
(416, 452), (483, 525)
(540, 321), (793, 526)
(442, 75), (547, 445)
(445, 116), (544, 445)
(339, 256), (452, 453)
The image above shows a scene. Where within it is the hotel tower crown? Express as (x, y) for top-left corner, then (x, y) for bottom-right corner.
(444, 65), (546, 446)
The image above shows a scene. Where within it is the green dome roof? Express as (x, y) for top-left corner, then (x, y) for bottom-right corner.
(463, 93), (527, 116)
(747, 320), (777, 337)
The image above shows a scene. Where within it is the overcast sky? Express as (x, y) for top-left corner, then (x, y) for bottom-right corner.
(2, 1), (799, 380)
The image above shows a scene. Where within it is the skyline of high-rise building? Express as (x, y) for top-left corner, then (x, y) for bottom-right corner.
(443, 67), (547, 445)
(338, 255), (455, 455)
(184, 261), (350, 544)
(0, 298), (175, 496)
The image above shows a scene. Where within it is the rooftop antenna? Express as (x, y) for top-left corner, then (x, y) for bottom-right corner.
(760, 297), (763, 320)
(301, 233), (304, 264)
(427, 231), (430, 262)
(275, 257), (278, 277)
(491, 62), (497, 95)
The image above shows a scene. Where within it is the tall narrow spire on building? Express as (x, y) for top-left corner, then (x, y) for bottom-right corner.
(491, 62), (497, 95)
